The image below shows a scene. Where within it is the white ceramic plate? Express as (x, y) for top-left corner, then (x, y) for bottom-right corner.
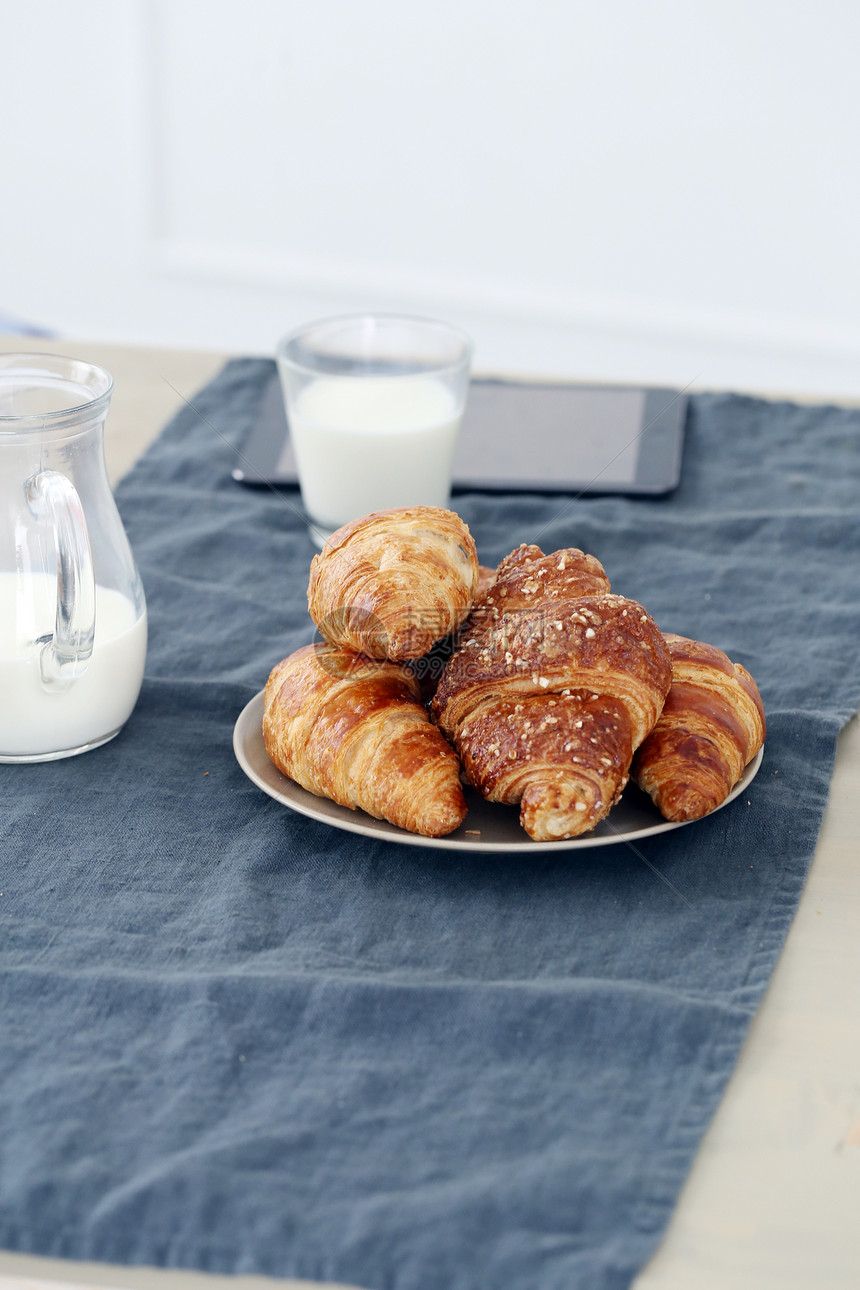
(233, 691), (764, 853)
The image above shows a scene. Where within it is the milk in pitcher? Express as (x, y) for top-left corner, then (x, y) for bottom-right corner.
(0, 572), (147, 758)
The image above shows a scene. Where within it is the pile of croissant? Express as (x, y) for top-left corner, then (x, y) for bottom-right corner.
(262, 506), (766, 840)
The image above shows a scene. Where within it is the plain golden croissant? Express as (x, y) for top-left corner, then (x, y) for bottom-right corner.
(631, 633), (766, 821)
(307, 506), (480, 661)
(431, 545), (672, 840)
(263, 642), (467, 837)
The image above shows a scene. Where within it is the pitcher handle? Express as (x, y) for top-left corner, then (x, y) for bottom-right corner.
(26, 470), (96, 691)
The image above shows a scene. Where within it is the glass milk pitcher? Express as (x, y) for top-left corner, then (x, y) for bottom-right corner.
(0, 354), (147, 762)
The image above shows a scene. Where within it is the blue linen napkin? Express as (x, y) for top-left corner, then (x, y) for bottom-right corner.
(1, 360), (859, 1290)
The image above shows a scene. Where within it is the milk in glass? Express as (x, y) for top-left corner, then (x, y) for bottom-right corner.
(289, 373), (462, 528)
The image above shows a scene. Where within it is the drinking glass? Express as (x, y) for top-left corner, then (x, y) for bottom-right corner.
(276, 314), (473, 547)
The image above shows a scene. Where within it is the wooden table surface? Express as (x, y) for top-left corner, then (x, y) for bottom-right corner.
(1, 337), (858, 1290)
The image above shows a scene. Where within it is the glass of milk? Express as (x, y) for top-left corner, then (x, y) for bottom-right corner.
(0, 354), (147, 761)
(276, 314), (473, 546)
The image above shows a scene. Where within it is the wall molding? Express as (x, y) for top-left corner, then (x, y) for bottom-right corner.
(148, 235), (860, 365)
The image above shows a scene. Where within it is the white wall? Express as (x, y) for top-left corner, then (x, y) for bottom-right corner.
(2, 0), (860, 395)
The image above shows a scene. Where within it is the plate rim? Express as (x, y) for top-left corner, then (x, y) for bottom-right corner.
(233, 689), (765, 853)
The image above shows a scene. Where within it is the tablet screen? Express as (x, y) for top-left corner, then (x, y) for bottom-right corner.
(454, 382), (645, 489)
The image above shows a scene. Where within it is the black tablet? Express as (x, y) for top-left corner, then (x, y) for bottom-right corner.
(233, 374), (687, 495)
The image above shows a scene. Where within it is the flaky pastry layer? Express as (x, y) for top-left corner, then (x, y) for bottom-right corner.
(631, 633), (766, 821)
(307, 506), (479, 661)
(264, 642), (466, 837)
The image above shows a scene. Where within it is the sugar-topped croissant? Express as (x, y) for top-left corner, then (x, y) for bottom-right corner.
(307, 506), (480, 661)
(431, 544), (672, 840)
(631, 634), (766, 821)
(263, 642), (467, 837)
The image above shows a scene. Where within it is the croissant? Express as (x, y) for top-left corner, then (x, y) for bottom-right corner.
(307, 506), (480, 661)
(263, 642), (467, 837)
(631, 634), (766, 821)
(431, 545), (672, 840)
